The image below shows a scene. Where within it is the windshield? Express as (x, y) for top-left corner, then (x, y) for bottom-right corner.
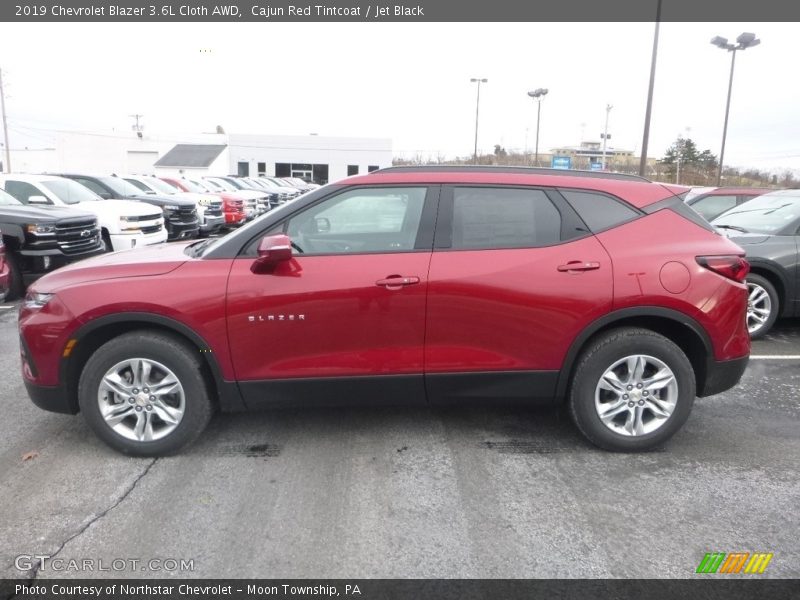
(713, 194), (800, 234)
(42, 179), (103, 204)
(186, 179), (212, 193)
(244, 178), (267, 189)
(123, 178), (156, 194)
(205, 178), (237, 191)
(0, 188), (22, 205)
(99, 176), (148, 197)
(145, 177), (180, 195)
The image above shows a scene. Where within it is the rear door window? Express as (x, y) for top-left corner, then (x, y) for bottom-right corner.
(449, 187), (562, 250)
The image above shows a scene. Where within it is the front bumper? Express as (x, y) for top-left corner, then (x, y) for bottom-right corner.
(698, 355), (749, 397)
(166, 220), (199, 241)
(19, 245), (106, 284)
(24, 380), (77, 414)
(199, 214), (225, 233)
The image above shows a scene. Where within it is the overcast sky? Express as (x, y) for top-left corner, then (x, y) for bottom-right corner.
(0, 22), (798, 171)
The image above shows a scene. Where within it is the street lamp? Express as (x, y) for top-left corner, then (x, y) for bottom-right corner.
(527, 88), (548, 166)
(470, 78), (488, 164)
(711, 32), (761, 186)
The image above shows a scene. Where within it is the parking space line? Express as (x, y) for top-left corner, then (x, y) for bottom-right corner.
(750, 355), (800, 359)
(0, 306), (13, 310)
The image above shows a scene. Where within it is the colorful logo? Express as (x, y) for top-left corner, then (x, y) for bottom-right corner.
(696, 552), (773, 574)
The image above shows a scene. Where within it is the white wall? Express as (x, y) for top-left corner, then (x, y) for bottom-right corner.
(227, 134), (392, 183)
(10, 131), (392, 182)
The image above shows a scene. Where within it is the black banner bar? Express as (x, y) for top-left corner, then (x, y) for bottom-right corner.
(3, 579), (800, 600)
(3, 0), (800, 22)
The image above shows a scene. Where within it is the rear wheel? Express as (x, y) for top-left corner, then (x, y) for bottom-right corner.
(78, 331), (213, 456)
(569, 328), (696, 452)
(746, 274), (778, 339)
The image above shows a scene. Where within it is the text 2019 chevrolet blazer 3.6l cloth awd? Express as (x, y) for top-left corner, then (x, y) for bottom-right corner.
(19, 167), (751, 455)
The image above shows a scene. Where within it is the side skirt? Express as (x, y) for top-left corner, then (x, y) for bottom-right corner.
(237, 371), (560, 411)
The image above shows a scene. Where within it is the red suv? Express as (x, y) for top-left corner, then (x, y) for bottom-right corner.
(19, 167), (750, 455)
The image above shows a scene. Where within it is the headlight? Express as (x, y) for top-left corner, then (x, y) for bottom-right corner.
(25, 224), (56, 235)
(24, 291), (55, 309)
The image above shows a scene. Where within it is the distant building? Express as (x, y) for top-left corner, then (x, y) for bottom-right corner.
(550, 141), (635, 169)
(10, 131), (392, 185)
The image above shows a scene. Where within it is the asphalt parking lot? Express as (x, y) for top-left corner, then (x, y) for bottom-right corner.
(0, 302), (798, 580)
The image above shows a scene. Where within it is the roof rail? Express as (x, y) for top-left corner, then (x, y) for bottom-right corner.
(374, 165), (651, 183)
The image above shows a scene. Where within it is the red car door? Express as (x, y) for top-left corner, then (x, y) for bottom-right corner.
(424, 185), (613, 401)
(226, 185), (437, 407)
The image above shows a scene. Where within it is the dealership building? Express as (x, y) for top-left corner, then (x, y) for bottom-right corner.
(9, 131), (392, 185)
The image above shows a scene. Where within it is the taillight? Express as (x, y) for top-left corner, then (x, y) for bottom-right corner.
(696, 255), (750, 283)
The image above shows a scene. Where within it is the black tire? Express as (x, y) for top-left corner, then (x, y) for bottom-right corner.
(78, 331), (213, 456)
(569, 327), (696, 452)
(4, 251), (25, 301)
(746, 274), (779, 340)
(101, 230), (113, 253)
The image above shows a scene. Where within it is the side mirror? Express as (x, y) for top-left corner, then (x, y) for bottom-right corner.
(251, 234), (293, 274)
(27, 195), (50, 205)
(99, 191), (113, 200)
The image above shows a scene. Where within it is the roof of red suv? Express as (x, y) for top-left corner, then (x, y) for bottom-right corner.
(346, 166), (680, 209)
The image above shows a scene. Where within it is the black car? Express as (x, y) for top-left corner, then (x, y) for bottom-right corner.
(53, 174), (199, 241)
(712, 189), (800, 338)
(0, 187), (104, 299)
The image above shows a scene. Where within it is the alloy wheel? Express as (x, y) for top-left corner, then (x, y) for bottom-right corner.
(594, 354), (678, 436)
(97, 358), (185, 442)
(747, 282), (772, 335)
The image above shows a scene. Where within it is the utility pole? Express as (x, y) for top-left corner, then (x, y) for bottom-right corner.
(0, 68), (11, 173)
(129, 113), (144, 138)
(470, 78), (487, 164)
(601, 104), (613, 170)
(676, 155), (681, 184)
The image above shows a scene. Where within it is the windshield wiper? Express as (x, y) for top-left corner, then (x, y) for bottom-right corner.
(714, 224), (749, 233)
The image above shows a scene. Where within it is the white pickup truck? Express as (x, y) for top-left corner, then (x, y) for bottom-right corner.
(0, 174), (167, 251)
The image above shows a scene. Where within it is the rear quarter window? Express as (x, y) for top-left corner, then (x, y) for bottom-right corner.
(559, 189), (641, 232)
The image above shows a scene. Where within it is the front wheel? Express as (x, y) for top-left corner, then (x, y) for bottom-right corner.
(78, 331), (213, 456)
(569, 328), (696, 452)
(746, 274), (778, 339)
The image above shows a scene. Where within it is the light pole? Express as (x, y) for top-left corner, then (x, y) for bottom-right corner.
(639, 0), (662, 177)
(711, 32), (760, 186)
(601, 104), (613, 170)
(0, 68), (10, 173)
(470, 78), (487, 164)
(527, 88), (548, 166)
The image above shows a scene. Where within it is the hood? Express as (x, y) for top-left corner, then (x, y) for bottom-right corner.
(231, 190), (268, 200)
(717, 230), (771, 245)
(127, 193), (196, 207)
(173, 191), (221, 206)
(32, 241), (195, 292)
(76, 199), (163, 220)
(0, 203), (95, 221)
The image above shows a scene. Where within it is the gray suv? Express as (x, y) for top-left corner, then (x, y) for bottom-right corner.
(712, 189), (800, 338)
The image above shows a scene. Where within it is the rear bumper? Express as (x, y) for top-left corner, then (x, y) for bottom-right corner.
(24, 381), (77, 415)
(698, 355), (749, 397)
